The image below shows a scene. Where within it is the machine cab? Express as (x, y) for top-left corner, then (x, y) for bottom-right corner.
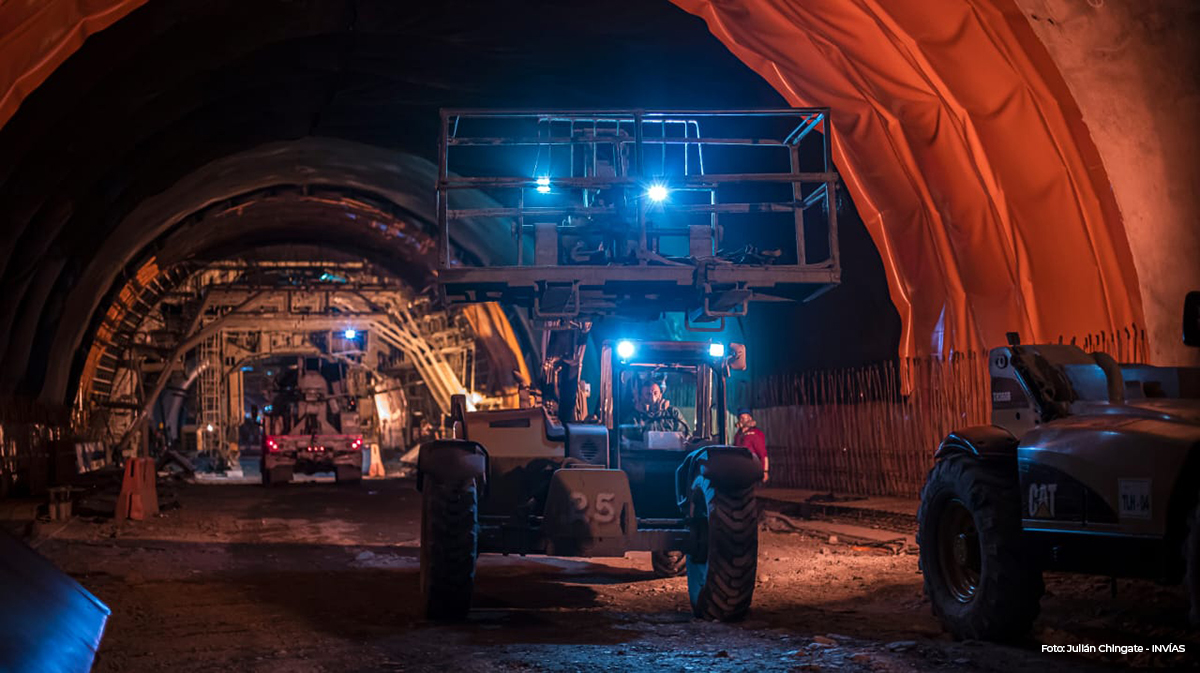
(989, 339), (1200, 441)
(597, 338), (744, 517)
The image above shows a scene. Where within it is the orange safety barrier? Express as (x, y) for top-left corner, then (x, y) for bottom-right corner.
(367, 443), (386, 479)
(115, 457), (158, 521)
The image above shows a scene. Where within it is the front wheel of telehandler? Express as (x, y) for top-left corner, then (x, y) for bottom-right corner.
(685, 476), (758, 621)
(917, 454), (1043, 641)
(420, 478), (479, 620)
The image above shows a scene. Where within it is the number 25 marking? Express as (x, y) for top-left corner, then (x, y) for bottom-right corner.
(569, 492), (617, 524)
(594, 493), (616, 523)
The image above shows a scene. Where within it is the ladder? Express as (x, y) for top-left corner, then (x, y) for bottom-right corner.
(197, 334), (224, 458)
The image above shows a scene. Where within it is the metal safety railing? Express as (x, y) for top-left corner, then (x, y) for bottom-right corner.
(436, 108), (842, 317)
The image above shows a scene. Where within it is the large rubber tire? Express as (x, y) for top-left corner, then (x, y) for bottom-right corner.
(420, 479), (479, 620)
(335, 465), (362, 484)
(685, 476), (758, 621)
(1185, 499), (1200, 626)
(918, 454), (1043, 641)
(651, 551), (687, 578)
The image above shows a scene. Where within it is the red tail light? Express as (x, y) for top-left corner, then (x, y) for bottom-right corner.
(352, 437), (363, 450)
(266, 438), (279, 453)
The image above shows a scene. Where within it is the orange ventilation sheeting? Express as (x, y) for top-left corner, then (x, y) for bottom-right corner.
(673, 0), (1143, 357)
(0, 0), (1145, 361)
(0, 0), (149, 131)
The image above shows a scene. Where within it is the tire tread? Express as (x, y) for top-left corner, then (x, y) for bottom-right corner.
(689, 479), (758, 621)
(917, 455), (1043, 641)
(421, 481), (478, 620)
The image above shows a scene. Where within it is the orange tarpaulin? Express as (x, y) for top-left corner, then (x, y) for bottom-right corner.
(0, 0), (1145, 360)
(672, 0), (1143, 357)
(0, 0), (148, 131)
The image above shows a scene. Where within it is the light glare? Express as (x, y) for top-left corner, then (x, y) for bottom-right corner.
(647, 185), (669, 202)
(616, 340), (635, 359)
(709, 343), (726, 358)
(536, 176), (551, 194)
(343, 328), (357, 339)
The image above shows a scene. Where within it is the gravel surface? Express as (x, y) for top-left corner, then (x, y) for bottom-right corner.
(33, 479), (1198, 671)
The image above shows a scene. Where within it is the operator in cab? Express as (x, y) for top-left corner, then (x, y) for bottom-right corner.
(624, 380), (689, 436)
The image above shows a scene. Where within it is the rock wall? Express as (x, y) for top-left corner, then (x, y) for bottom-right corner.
(1018, 0), (1200, 364)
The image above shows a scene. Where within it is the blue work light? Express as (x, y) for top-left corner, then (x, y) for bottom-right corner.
(616, 340), (636, 359)
(646, 184), (669, 202)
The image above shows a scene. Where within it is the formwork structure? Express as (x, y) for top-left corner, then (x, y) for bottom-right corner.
(74, 257), (499, 469)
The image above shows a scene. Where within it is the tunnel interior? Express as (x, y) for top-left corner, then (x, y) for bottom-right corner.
(0, 0), (898, 423)
(3, 2), (1200, 671)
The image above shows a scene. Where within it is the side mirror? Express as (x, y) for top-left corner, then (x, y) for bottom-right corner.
(1185, 291), (1200, 347)
(728, 343), (747, 371)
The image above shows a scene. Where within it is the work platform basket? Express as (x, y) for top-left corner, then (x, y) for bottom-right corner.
(436, 108), (840, 320)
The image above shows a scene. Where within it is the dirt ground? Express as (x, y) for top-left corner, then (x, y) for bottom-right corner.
(30, 478), (1198, 672)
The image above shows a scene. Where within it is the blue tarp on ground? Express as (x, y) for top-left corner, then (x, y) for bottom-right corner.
(0, 531), (109, 673)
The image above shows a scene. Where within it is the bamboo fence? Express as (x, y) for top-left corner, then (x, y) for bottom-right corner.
(751, 325), (1148, 498)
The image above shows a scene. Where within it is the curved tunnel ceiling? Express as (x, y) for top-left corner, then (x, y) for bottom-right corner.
(0, 0), (791, 402)
(67, 138), (529, 408)
(676, 0), (1143, 358)
(0, 0), (1157, 402)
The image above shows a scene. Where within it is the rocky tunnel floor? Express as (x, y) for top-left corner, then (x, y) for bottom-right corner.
(31, 479), (1197, 672)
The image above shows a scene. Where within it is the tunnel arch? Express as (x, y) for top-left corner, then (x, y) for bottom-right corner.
(47, 137), (527, 406)
(0, 0), (795, 404)
(1, 0), (1191, 411)
(672, 0), (1147, 360)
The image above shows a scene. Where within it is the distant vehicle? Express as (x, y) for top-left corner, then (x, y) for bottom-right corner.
(261, 367), (364, 485)
(918, 293), (1200, 640)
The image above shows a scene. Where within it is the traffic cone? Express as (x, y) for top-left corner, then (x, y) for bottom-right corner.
(115, 457), (159, 521)
(367, 443), (386, 479)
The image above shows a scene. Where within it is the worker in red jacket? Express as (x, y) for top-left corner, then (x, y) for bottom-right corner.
(734, 408), (768, 483)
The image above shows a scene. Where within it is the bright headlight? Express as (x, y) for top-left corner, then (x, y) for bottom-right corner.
(709, 342), (725, 358)
(616, 340), (636, 359)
